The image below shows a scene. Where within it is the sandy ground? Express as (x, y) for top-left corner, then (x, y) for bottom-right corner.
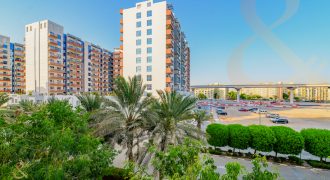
(214, 106), (330, 131)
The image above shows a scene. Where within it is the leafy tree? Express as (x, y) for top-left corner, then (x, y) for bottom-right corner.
(197, 93), (207, 100)
(213, 89), (220, 99)
(248, 125), (276, 153)
(0, 99), (116, 179)
(76, 93), (104, 113)
(270, 126), (304, 157)
(0, 93), (10, 107)
(301, 128), (330, 162)
(228, 124), (250, 152)
(228, 91), (237, 100)
(283, 93), (289, 100)
(221, 162), (245, 180)
(242, 156), (280, 180)
(206, 124), (229, 147)
(91, 76), (155, 161)
(152, 139), (220, 180)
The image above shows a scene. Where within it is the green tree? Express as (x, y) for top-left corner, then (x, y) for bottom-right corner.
(0, 93), (10, 107)
(248, 125), (276, 153)
(92, 76), (155, 161)
(242, 156), (280, 180)
(270, 126), (304, 157)
(197, 93), (207, 100)
(193, 109), (212, 130)
(151, 90), (198, 152)
(76, 93), (104, 113)
(228, 91), (237, 100)
(283, 93), (289, 100)
(301, 128), (330, 162)
(228, 124), (250, 152)
(213, 89), (220, 99)
(0, 99), (116, 179)
(206, 124), (229, 147)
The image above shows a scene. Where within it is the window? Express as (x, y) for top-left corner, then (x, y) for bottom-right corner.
(136, 57), (141, 64)
(147, 66), (152, 72)
(136, 30), (141, 37)
(136, 39), (141, 46)
(147, 84), (152, 90)
(26, 27), (28, 32)
(147, 2), (151, 7)
(57, 35), (61, 40)
(147, 10), (152, 17)
(147, 56), (152, 63)
(136, 21), (141, 28)
(136, 66), (141, 73)
(136, 48), (141, 54)
(147, 20), (152, 26)
(147, 47), (152, 54)
(147, 29), (152, 35)
(147, 38), (152, 45)
(136, 12), (141, 19)
(147, 75), (152, 81)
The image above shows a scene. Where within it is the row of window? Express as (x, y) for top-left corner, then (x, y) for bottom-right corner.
(136, 38), (152, 45)
(136, 20), (152, 28)
(136, 29), (152, 36)
(136, 66), (152, 73)
(136, 47), (152, 55)
(136, 10), (152, 19)
(136, 56), (152, 63)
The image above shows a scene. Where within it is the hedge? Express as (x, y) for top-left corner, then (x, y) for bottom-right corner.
(248, 125), (276, 153)
(301, 128), (330, 161)
(270, 126), (304, 156)
(227, 124), (250, 152)
(206, 124), (228, 147)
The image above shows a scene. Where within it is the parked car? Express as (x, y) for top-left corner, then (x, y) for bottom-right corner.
(271, 118), (289, 124)
(248, 108), (258, 112)
(254, 109), (267, 114)
(266, 113), (279, 118)
(217, 106), (225, 110)
(238, 108), (249, 112)
(217, 109), (228, 116)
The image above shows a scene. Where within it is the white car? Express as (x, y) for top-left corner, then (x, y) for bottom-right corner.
(254, 109), (267, 114)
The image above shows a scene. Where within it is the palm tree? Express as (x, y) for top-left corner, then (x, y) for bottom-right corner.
(76, 93), (104, 113)
(19, 99), (36, 112)
(193, 109), (212, 130)
(92, 76), (155, 161)
(151, 90), (198, 152)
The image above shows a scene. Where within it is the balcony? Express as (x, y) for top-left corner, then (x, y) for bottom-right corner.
(49, 82), (65, 86)
(166, 29), (173, 36)
(166, 68), (172, 74)
(120, 36), (123, 42)
(166, 39), (173, 47)
(166, 58), (172, 64)
(120, 28), (123, 33)
(166, 48), (173, 55)
(49, 61), (63, 67)
(120, 19), (123, 24)
(165, 87), (171, 92)
(120, 45), (123, 50)
(166, 77), (171, 83)
(166, 9), (172, 16)
(48, 34), (57, 39)
(120, 8), (123, 15)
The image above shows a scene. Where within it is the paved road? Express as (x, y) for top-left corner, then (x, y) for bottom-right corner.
(212, 155), (330, 180)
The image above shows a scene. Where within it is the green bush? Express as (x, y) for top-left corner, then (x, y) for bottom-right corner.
(301, 128), (330, 161)
(270, 126), (304, 156)
(248, 125), (276, 153)
(288, 156), (303, 166)
(306, 160), (330, 170)
(228, 124), (250, 152)
(206, 124), (229, 147)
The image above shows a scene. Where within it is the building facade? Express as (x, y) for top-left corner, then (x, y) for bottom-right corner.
(0, 35), (12, 93)
(25, 20), (65, 95)
(121, 0), (190, 95)
(10, 43), (25, 93)
(25, 20), (113, 95)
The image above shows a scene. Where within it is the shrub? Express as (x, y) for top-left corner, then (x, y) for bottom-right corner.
(270, 126), (304, 156)
(306, 160), (330, 170)
(288, 156), (303, 166)
(248, 125), (276, 153)
(301, 128), (330, 161)
(228, 124), (250, 152)
(206, 124), (229, 147)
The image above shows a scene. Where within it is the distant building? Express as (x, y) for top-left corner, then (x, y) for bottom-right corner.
(0, 35), (12, 93)
(294, 86), (329, 102)
(10, 43), (25, 94)
(120, 0), (190, 95)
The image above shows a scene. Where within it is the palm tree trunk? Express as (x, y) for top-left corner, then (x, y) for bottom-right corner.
(127, 133), (134, 161)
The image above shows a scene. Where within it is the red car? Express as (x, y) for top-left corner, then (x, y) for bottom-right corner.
(238, 108), (249, 112)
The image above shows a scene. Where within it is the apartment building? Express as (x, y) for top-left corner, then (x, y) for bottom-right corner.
(10, 43), (25, 93)
(64, 34), (84, 94)
(101, 49), (113, 93)
(294, 86), (329, 102)
(0, 35), (12, 93)
(113, 48), (123, 79)
(83, 42), (102, 93)
(121, 0), (190, 95)
(25, 20), (65, 95)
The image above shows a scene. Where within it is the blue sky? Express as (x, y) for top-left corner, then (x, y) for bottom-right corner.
(1, 0), (329, 85)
